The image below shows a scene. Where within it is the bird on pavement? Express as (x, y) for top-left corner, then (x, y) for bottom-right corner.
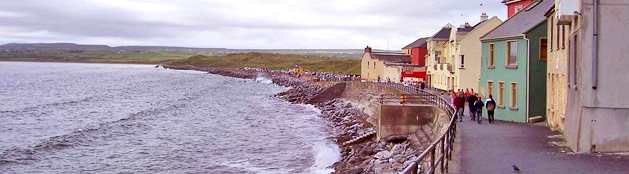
(513, 165), (521, 173)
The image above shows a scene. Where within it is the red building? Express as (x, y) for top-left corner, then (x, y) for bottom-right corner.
(399, 37), (429, 82)
(502, 0), (533, 18)
(401, 37), (429, 67)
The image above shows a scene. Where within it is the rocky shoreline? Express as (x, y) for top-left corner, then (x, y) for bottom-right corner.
(163, 65), (424, 174)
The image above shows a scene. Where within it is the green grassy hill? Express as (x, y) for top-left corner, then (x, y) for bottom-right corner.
(168, 52), (361, 75)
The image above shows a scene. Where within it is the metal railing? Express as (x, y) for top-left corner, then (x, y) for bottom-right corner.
(373, 82), (457, 174)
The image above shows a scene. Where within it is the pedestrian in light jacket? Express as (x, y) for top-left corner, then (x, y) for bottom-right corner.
(485, 95), (496, 124)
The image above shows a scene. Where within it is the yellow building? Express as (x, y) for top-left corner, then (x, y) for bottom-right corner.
(455, 15), (503, 92)
(361, 46), (413, 83)
(425, 24), (454, 90)
(544, 1), (578, 133)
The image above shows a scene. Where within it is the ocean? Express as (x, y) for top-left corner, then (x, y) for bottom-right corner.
(0, 62), (339, 174)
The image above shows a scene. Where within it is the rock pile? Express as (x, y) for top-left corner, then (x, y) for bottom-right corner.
(335, 140), (420, 174)
(275, 85), (325, 103)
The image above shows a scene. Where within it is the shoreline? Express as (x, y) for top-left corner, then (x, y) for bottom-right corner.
(0, 59), (168, 65)
(163, 65), (426, 174)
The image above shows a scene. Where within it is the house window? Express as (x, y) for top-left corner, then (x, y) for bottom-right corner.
(561, 25), (566, 49)
(550, 17), (554, 51)
(540, 38), (548, 60)
(498, 82), (504, 107)
(507, 41), (517, 66)
(515, 5), (523, 13)
(510, 82), (517, 108)
(556, 23), (560, 50)
(367, 61), (370, 68)
(460, 55), (465, 68)
(488, 43), (495, 68)
(373, 62), (376, 69)
(487, 81), (494, 99)
(570, 34), (578, 88)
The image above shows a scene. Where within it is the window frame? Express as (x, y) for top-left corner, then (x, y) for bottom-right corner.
(510, 82), (518, 110)
(539, 37), (548, 61)
(487, 81), (494, 100)
(488, 43), (495, 69)
(460, 55), (465, 69)
(506, 40), (518, 68)
(498, 81), (505, 108)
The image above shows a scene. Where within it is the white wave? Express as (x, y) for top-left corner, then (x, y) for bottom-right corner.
(256, 74), (273, 84)
(296, 104), (322, 115)
(305, 142), (340, 174)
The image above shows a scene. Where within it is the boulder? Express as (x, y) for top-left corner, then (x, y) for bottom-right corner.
(374, 151), (392, 159)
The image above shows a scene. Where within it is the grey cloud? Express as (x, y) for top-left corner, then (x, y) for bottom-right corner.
(0, 0), (506, 49)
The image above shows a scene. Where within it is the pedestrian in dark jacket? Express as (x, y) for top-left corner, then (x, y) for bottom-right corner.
(454, 94), (465, 122)
(485, 95), (497, 124)
(474, 94), (485, 124)
(467, 93), (478, 121)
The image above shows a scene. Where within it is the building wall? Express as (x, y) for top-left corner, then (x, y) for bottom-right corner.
(546, 9), (570, 133)
(456, 17), (503, 92)
(426, 39), (447, 89)
(479, 38), (529, 123)
(564, 0), (629, 153)
(360, 53), (386, 82)
(411, 47), (427, 67)
(507, 0), (533, 18)
(383, 66), (401, 83)
(526, 21), (548, 119)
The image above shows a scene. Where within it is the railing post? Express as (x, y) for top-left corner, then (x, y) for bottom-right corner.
(440, 137), (445, 174)
(430, 147), (435, 174)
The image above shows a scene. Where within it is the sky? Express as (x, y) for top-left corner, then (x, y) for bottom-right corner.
(0, 0), (507, 49)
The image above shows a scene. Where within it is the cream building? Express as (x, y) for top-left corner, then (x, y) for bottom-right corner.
(361, 46), (413, 83)
(425, 24), (453, 90)
(455, 15), (503, 92)
(544, 4), (573, 133)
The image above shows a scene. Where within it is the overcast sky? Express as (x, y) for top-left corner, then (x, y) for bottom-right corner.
(0, 0), (506, 49)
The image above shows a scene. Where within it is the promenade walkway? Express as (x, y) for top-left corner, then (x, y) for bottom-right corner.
(456, 112), (629, 174)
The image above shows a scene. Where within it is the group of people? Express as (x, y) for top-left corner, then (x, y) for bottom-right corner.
(451, 89), (497, 124)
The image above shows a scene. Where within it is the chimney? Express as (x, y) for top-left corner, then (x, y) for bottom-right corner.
(480, 13), (489, 22)
(364, 46), (372, 53)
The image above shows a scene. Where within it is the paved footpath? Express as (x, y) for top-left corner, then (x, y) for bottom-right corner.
(455, 111), (629, 174)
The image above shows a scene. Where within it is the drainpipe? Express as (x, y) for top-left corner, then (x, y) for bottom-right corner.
(592, 0), (599, 90)
(524, 35), (531, 123)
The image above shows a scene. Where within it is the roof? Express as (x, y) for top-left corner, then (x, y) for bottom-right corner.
(370, 52), (411, 63)
(430, 27), (452, 40)
(457, 25), (475, 33)
(402, 37), (429, 49)
(384, 62), (420, 67)
(482, 0), (553, 40)
(502, 0), (526, 4)
(458, 16), (503, 42)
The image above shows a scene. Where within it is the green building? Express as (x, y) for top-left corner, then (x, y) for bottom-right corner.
(479, 0), (552, 123)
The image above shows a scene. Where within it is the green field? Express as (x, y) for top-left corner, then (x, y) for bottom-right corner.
(168, 52), (361, 75)
(0, 50), (195, 64)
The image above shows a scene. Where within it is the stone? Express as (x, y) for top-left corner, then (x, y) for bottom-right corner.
(390, 144), (407, 155)
(374, 151), (392, 159)
(342, 168), (363, 174)
(393, 155), (405, 164)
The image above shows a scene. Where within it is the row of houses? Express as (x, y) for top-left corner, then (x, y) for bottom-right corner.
(361, 0), (629, 153)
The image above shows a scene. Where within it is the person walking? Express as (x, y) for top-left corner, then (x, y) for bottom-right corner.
(420, 81), (425, 90)
(467, 93), (478, 121)
(454, 94), (465, 122)
(474, 94), (485, 124)
(485, 95), (496, 124)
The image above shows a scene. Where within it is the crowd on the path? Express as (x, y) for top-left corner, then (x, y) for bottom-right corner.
(451, 89), (496, 124)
